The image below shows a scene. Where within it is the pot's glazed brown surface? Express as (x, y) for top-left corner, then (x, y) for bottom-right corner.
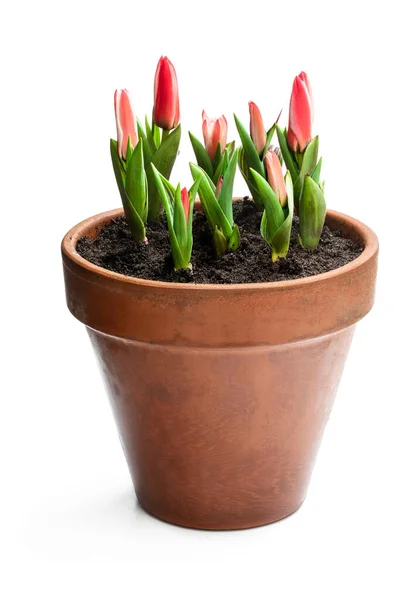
(62, 207), (378, 529)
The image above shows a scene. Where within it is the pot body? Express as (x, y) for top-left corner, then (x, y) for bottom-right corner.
(62, 208), (378, 529)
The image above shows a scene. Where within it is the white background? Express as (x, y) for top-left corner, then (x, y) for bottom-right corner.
(1, 0), (399, 598)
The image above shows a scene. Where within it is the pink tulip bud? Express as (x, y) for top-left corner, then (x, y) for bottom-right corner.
(114, 89), (138, 160)
(215, 175), (224, 199)
(153, 56), (180, 130)
(249, 101), (266, 155)
(202, 111), (228, 162)
(287, 71), (313, 153)
(265, 150), (287, 207)
(181, 187), (190, 224)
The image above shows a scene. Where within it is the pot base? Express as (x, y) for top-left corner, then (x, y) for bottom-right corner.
(136, 493), (305, 530)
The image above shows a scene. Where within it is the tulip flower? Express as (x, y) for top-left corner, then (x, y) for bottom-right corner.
(153, 56), (180, 131)
(181, 187), (190, 224)
(202, 111), (228, 162)
(215, 175), (224, 199)
(287, 71), (313, 152)
(114, 89), (138, 159)
(265, 150), (287, 207)
(249, 101), (266, 156)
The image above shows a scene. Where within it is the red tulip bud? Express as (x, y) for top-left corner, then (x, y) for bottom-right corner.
(288, 71), (313, 153)
(114, 89), (138, 159)
(202, 111), (228, 162)
(249, 101), (266, 155)
(265, 150), (287, 207)
(153, 56), (180, 130)
(215, 175), (224, 199)
(181, 187), (190, 224)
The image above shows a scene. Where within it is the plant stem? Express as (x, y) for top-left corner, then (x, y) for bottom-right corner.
(162, 129), (169, 143)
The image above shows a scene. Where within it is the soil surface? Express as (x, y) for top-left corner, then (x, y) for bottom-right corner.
(76, 199), (364, 284)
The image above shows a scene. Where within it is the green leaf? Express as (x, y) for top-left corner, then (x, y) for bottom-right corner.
(147, 124), (181, 220)
(228, 224), (240, 251)
(186, 174), (202, 263)
(299, 175), (326, 250)
(190, 163), (232, 239)
(218, 149), (238, 226)
(260, 210), (268, 241)
(294, 136), (319, 210)
(212, 150), (229, 185)
(238, 147), (264, 209)
(250, 168), (285, 241)
(226, 141), (236, 159)
(150, 164), (187, 269)
(213, 227), (228, 256)
(110, 139), (146, 242)
(270, 171), (294, 261)
(125, 139), (148, 222)
(136, 119), (153, 166)
(213, 143), (222, 172)
(152, 120), (161, 148)
(276, 125), (298, 183)
(173, 184), (187, 249)
(234, 114), (265, 178)
(125, 136), (135, 164)
(312, 157), (322, 185)
(265, 122), (276, 150)
(188, 131), (214, 178)
(145, 115), (157, 154)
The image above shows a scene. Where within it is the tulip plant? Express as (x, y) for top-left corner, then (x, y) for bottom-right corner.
(234, 104), (279, 210)
(151, 167), (202, 270)
(110, 61), (328, 269)
(190, 150), (240, 256)
(110, 56), (181, 234)
(189, 112), (236, 184)
(276, 72), (326, 250)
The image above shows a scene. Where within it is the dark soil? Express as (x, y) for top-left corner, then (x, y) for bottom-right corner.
(76, 200), (364, 284)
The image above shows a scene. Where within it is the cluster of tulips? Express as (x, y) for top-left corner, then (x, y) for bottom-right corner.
(111, 57), (326, 270)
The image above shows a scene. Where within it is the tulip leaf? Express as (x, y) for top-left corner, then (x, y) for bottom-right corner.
(234, 114), (265, 178)
(235, 115), (266, 209)
(265, 122), (276, 150)
(213, 227), (228, 256)
(250, 168), (285, 240)
(213, 150), (229, 185)
(213, 143), (222, 171)
(270, 171), (294, 261)
(299, 175), (326, 250)
(147, 124), (181, 220)
(276, 125), (298, 183)
(312, 157), (322, 185)
(150, 164), (187, 269)
(145, 115), (157, 154)
(173, 184), (188, 248)
(136, 119), (153, 166)
(238, 147), (263, 207)
(190, 163), (232, 239)
(188, 131), (214, 178)
(152, 120), (161, 148)
(294, 136), (319, 210)
(110, 139), (146, 242)
(125, 139), (148, 221)
(186, 175), (202, 260)
(228, 224), (240, 251)
(260, 209), (268, 242)
(218, 149), (238, 226)
(226, 141), (236, 159)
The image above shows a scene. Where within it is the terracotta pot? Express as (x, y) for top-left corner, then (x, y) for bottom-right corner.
(61, 206), (378, 530)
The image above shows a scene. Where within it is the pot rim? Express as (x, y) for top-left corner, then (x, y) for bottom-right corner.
(62, 206), (378, 292)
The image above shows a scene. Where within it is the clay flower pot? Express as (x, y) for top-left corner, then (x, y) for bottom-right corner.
(62, 207), (378, 530)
